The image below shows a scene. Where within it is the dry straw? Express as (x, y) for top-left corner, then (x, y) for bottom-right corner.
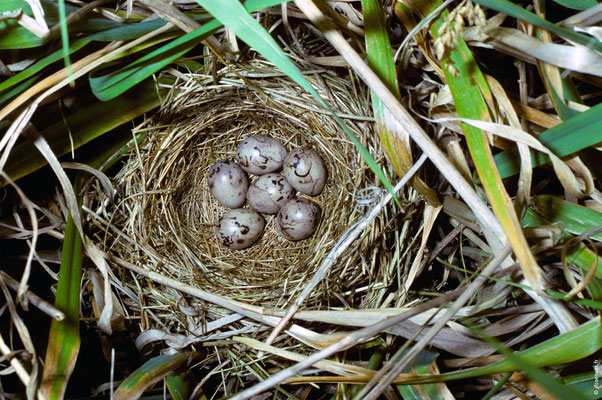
(93, 60), (419, 354)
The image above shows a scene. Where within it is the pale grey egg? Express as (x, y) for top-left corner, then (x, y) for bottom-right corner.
(215, 208), (265, 250)
(276, 198), (321, 241)
(208, 160), (248, 208)
(282, 148), (326, 195)
(247, 173), (295, 214)
(235, 135), (287, 175)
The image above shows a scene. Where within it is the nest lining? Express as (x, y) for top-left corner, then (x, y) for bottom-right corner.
(104, 63), (410, 311)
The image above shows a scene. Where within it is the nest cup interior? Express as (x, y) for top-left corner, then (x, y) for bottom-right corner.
(116, 70), (386, 307)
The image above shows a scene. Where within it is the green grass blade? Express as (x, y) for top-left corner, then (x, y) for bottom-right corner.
(3, 79), (165, 182)
(57, 0), (72, 75)
(40, 206), (83, 399)
(0, 0), (122, 49)
(494, 102), (602, 178)
(0, 40), (89, 94)
(197, 0), (397, 204)
(114, 353), (189, 400)
(396, 350), (446, 400)
(0, 0), (49, 49)
(402, 317), (602, 384)
(90, 0), (286, 100)
(362, 0), (438, 205)
(465, 321), (589, 400)
(522, 207), (602, 302)
(431, 8), (542, 288)
(89, 26), (216, 100)
(562, 371), (602, 399)
(551, 0), (597, 10)
(473, 0), (602, 52)
(166, 370), (207, 400)
(531, 195), (602, 240)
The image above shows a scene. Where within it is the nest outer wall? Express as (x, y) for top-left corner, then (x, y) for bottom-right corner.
(110, 63), (403, 310)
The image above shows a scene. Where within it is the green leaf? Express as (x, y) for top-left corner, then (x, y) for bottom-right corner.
(89, 0), (286, 100)
(196, 0), (398, 204)
(396, 350), (445, 400)
(466, 320), (589, 400)
(40, 205), (83, 399)
(166, 371), (206, 400)
(57, 0), (72, 74)
(563, 371), (602, 399)
(362, 0), (439, 205)
(114, 354), (190, 400)
(3, 79), (165, 183)
(531, 195), (602, 241)
(0, 40), (89, 96)
(0, 0), (122, 49)
(89, 25), (215, 101)
(403, 317), (602, 384)
(522, 201), (602, 300)
(431, 5), (542, 289)
(494, 102), (602, 178)
(549, 0), (598, 10)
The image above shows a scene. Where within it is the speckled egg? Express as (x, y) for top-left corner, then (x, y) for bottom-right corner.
(215, 208), (265, 250)
(207, 160), (248, 208)
(282, 148), (327, 195)
(276, 198), (321, 241)
(247, 173), (295, 214)
(235, 135), (287, 175)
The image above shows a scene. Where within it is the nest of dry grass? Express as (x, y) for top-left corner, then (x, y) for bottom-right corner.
(96, 61), (416, 323)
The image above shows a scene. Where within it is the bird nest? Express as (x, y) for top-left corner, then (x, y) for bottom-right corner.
(100, 62), (410, 316)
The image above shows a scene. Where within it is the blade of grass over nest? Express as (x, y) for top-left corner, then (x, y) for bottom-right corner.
(57, 0), (72, 77)
(90, 0), (286, 101)
(3, 79), (165, 183)
(494, 102), (602, 178)
(398, 316), (602, 385)
(473, 0), (602, 52)
(114, 353), (189, 400)
(361, 0), (439, 206)
(40, 203), (83, 400)
(430, 8), (544, 293)
(294, 0), (505, 253)
(196, 0), (398, 206)
(531, 195), (602, 241)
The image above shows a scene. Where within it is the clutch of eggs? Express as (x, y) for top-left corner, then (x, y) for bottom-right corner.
(209, 136), (326, 249)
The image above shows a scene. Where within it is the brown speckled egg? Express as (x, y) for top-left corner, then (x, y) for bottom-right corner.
(282, 148), (326, 195)
(247, 173), (295, 214)
(215, 208), (265, 250)
(235, 135), (287, 175)
(208, 160), (248, 208)
(276, 198), (321, 241)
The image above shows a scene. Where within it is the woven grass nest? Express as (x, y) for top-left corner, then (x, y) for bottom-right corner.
(105, 62), (411, 317)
